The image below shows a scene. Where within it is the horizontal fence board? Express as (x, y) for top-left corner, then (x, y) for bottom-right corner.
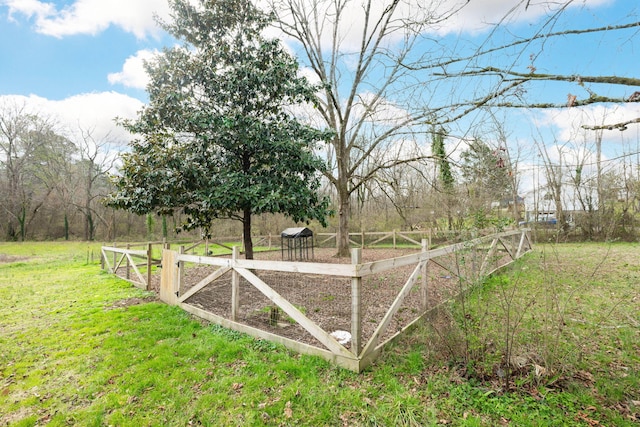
(177, 254), (355, 277)
(101, 246), (147, 257)
(356, 252), (424, 276)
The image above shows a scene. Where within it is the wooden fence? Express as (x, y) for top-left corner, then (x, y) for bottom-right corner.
(100, 228), (482, 282)
(156, 228), (532, 372)
(100, 238), (248, 289)
(101, 243), (156, 290)
(316, 229), (470, 248)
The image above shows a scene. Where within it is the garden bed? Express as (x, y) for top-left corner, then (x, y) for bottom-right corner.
(150, 247), (511, 349)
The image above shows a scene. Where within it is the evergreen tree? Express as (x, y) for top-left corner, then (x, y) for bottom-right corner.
(108, 0), (333, 258)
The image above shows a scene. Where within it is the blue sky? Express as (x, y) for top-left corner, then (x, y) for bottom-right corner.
(1, 24), (144, 99)
(0, 0), (638, 205)
(2, 1), (634, 103)
(1, 1), (635, 121)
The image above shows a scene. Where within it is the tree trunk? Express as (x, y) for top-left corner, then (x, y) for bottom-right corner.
(18, 205), (26, 241)
(595, 129), (604, 237)
(64, 213), (69, 240)
(84, 164), (92, 241)
(336, 188), (351, 258)
(88, 213), (95, 241)
(243, 206), (254, 260)
(335, 138), (351, 257)
(162, 216), (168, 239)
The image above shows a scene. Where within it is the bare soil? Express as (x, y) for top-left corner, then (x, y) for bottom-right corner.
(106, 296), (158, 310)
(0, 254), (30, 264)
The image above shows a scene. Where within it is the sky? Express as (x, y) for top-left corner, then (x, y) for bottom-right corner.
(0, 0), (638, 207)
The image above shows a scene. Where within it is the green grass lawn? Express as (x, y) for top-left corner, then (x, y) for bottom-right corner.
(0, 241), (638, 426)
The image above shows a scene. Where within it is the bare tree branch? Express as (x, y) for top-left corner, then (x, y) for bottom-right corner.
(582, 117), (640, 131)
(404, 21), (640, 72)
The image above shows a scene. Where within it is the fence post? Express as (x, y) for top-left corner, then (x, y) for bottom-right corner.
(146, 243), (152, 291)
(231, 246), (240, 322)
(159, 249), (178, 305)
(112, 241), (116, 272)
(351, 248), (362, 357)
(393, 229), (397, 249)
(178, 245), (185, 298)
(361, 230), (365, 248)
(100, 244), (105, 270)
(125, 243), (131, 280)
(421, 239), (429, 312)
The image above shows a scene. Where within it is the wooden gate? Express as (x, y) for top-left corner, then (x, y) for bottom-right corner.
(101, 244), (154, 290)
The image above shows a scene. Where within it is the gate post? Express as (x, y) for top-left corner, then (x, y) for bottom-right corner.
(160, 249), (179, 305)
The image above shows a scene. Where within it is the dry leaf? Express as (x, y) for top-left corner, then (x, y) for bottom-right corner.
(284, 401), (293, 419)
(534, 363), (547, 377)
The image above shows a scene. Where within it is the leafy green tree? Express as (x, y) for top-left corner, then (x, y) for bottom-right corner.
(108, 0), (332, 258)
(431, 127), (457, 229)
(431, 127), (454, 192)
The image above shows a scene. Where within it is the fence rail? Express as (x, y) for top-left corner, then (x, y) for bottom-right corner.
(153, 228), (532, 372)
(101, 244), (155, 290)
(316, 229), (473, 248)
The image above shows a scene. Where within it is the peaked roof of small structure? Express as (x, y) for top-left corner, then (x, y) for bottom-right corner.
(281, 227), (313, 238)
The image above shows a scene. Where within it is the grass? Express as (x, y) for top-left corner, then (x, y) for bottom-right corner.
(0, 241), (639, 426)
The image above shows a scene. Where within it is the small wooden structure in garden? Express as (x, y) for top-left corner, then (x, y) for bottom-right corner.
(280, 227), (314, 261)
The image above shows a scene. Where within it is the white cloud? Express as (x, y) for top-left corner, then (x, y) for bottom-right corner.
(108, 49), (158, 89)
(431, 0), (614, 36)
(4, 0), (54, 20)
(0, 92), (143, 147)
(519, 101), (640, 209)
(269, 0), (614, 52)
(4, 0), (614, 41)
(3, 0), (170, 39)
(535, 104), (640, 145)
(352, 92), (412, 126)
